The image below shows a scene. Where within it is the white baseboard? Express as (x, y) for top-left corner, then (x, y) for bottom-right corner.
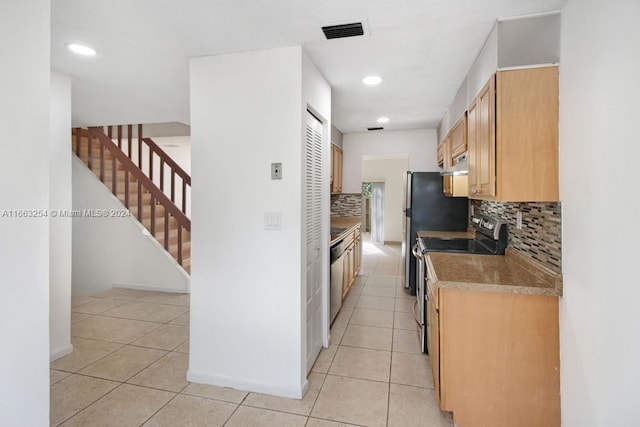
(187, 370), (309, 399)
(112, 281), (190, 294)
(50, 343), (74, 362)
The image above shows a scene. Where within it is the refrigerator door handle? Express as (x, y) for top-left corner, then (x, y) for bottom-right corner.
(412, 243), (422, 259)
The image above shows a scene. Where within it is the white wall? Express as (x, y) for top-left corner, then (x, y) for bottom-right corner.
(342, 128), (439, 193)
(467, 25), (498, 105)
(559, 1), (640, 425)
(362, 157), (409, 242)
(189, 46), (330, 398)
(72, 157), (189, 296)
(0, 1), (50, 425)
(497, 13), (560, 69)
(151, 136), (191, 175)
(50, 71), (73, 361)
(448, 76), (469, 132)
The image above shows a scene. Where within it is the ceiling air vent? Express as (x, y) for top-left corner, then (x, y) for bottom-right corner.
(367, 127), (384, 131)
(322, 22), (364, 40)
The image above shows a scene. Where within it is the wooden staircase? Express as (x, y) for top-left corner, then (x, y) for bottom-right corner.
(72, 127), (191, 273)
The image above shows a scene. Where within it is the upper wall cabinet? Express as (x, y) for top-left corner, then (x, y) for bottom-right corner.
(331, 144), (343, 194)
(439, 115), (468, 198)
(468, 66), (559, 202)
(450, 114), (467, 160)
(437, 134), (452, 170)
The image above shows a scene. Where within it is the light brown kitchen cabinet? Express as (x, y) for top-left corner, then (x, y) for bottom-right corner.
(467, 99), (478, 192)
(429, 286), (560, 427)
(468, 76), (496, 197)
(440, 117), (468, 197)
(467, 66), (559, 201)
(341, 226), (354, 298)
(450, 114), (467, 160)
(331, 144), (343, 194)
(354, 227), (362, 274)
(437, 135), (452, 170)
(341, 224), (361, 299)
(342, 246), (353, 299)
(443, 175), (468, 197)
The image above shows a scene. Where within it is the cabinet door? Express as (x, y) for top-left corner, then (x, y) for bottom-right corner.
(450, 115), (467, 159)
(438, 135), (453, 170)
(428, 289), (441, 405)
(467, 100), (478, 194)
(348, 245), (354, 284)
(354, 230), (362, 274)
(342, 248), (350, 298)
(330, 145), (335, 190)
(331, 145), (343, 194)
(496, 67), (559, 201)
(444, 134), (452, 169)
(342, 245), (355, 298)
(477, 76), (496, 197)
(336, 147), (343, 192)
(444, 175), (468, 198)
(443, 175), (453, 196)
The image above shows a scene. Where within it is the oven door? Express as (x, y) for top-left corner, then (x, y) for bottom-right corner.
(412, 241), (427, 353)
(425, 255), (437, 356)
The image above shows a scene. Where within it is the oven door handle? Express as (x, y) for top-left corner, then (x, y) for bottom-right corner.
(412, 243), (423, 259)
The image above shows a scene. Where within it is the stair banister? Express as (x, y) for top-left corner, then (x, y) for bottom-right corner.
(73, 127), (191, 269)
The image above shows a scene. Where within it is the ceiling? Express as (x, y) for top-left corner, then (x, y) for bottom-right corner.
(51, 0), (567, 133)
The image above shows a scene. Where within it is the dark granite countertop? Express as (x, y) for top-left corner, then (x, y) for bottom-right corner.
(427, 248), (562, 296)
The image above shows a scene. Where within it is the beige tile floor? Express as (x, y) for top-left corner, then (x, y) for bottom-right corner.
(51, 239), (454, 426)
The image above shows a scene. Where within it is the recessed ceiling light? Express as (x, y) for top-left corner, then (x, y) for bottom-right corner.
(362, 75), (382, 85)
(67, 43), (96, 56)
(377, 117), (390, 124)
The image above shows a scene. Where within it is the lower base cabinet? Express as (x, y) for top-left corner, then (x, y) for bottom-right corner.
(342, 225), (362, 299)
(432, 288), (560, 427)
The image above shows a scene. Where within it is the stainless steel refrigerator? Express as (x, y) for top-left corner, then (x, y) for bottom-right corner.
(402, 171), (468, 295)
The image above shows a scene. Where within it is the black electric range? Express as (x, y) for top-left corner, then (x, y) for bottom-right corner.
(420, 215), (508, 256)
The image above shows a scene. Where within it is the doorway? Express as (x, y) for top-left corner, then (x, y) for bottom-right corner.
(364, 181), (385, 244)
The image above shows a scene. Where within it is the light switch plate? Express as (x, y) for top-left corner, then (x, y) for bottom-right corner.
(271, 162), (282, 180)
(264, 212), (282, 230)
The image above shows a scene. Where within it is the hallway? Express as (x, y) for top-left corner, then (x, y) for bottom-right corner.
(50, 238), (453, 426)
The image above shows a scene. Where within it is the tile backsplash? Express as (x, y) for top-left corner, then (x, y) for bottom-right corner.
(472, 200), (562, 272)
(331, 193), (362, 217)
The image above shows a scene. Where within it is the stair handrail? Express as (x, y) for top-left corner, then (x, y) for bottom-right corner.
(141, 136), (190, 215)
(74, 127), (190, 267)
(102, 124), (191, 216)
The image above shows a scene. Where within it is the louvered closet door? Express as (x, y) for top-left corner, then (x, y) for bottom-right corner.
(305, 111), (323, 373)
